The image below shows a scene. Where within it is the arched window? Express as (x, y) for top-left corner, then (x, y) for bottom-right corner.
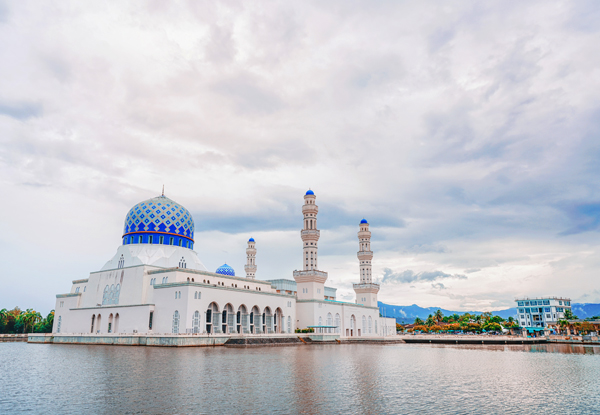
(335, 314), (341, 333)
(287, 316), (291, 333)
(193, 311), (200, 334)
(102, 285), (109, 305)
(362, 316), (367, 335)
(179, 257), (186, 268)
(368, 316), (372, 334)
(327, 313), (333, 329)
(57, 316), (62, 333)
(319, 316), (322, 326)
(194, 292), (197, 299)
(374, 320), (377, 334)
(115, 284), (121, 305)
(117, 255), (124, 269)
(90, 315), (95, 333)
(172, 310), (180, 334)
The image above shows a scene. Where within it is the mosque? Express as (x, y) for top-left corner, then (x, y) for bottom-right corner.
(52, 190), (396, 338)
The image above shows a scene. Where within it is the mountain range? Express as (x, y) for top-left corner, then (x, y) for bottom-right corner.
(377, 302), (600, 324)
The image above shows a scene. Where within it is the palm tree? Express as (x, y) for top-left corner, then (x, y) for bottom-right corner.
(564, 309), (578, 320)
(414, 317), (424, 325)
(425, 316), (435, 327)
(434, 309), (443, 323)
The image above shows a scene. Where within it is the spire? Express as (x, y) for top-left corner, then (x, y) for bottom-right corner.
(162, 185), (164, 196)
(245, 238), (257, 279)
(353, 218), (379, 306)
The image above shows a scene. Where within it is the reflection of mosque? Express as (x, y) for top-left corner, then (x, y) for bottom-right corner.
(53, 190), (396, 338)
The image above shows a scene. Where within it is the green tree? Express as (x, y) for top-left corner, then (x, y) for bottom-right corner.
(414, 317), (424, 325)
(564, 309), (578, 320)
(434, 309), (444, 323)
(425, 315), (435, 327)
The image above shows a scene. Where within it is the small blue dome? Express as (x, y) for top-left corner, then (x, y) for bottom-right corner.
(305, 189), (314, 195)
(360, 218), (368, 224)
(249, 237), (255, 242)
(216, 263), (235, 276)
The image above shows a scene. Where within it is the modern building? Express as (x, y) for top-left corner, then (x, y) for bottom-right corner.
(515, 297), (572, 329)
(52, 190), (396, 338)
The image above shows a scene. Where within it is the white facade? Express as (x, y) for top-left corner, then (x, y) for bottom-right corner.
(515, 297), (572, 328)
(53, 191), (396, 338)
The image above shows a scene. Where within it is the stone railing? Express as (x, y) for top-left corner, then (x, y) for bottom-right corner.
(352, 283), (380, 290)
(293, 270), (328, 277)
(301, 230), (320, 237)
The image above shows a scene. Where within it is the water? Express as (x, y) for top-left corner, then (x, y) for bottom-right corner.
(1, 342), (600, 414)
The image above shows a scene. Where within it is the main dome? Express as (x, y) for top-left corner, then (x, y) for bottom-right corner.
(122, 195), (195, 249)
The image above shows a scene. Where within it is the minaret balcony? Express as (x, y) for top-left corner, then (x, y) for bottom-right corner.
(293, 270), (328, 278)
(302, 205), (319, 213)
(301, 230), (320, 238)
(357, 251), (373, 258)
(353, 282), (380, 293)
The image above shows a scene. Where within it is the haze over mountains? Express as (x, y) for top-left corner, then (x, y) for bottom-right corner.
(378, 302), (600, 324)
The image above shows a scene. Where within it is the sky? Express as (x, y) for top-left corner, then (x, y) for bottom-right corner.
(1, 1), (600, 315)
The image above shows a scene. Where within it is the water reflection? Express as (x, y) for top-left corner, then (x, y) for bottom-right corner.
(1, 342), (599, 414)
(426, 343), (600, 355)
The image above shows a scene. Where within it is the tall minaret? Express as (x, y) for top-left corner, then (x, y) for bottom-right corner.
(302, 190), (319, 271)
(293, 190), (328, 300)
(244, 238), (257, 279)
(353, 219), (379, 307)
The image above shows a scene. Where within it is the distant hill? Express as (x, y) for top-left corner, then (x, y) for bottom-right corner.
(377, 302), (600, 324)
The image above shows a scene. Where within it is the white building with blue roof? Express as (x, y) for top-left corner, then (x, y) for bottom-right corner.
(52, 190), (396, 338)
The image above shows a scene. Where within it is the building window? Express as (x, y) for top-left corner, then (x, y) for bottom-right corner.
(169, 237), (174, 245)
(149, 235), (153, 244)
(75, 287), (80, 293)
(84, 286), (86, 292)
(159, 236), (164, 244)
(57, 316), (61, 333)
(172, 311), (180, 334)
(179, 239), (183, 247)
(149, 312), (153, 330)
(118, 254), (124, 269)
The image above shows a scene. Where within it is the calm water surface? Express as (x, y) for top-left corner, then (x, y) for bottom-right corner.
(1, 342), (600, 414)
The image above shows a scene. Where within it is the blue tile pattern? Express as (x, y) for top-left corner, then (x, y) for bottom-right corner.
(123, 195), (194, 248)
(215, 263), (235, 276)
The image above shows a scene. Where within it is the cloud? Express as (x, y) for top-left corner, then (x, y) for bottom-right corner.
(1, 1), (600, 313)
(0, 101), (42, 120)
(431, 283), (446, 290)
(381, 268), (467, 284)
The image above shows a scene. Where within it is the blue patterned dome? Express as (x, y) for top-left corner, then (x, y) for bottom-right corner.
(122, 195), (194, 249)
(216, 264), (235, 276)
(305, 189), (314, 195)
(249, 237), (255, 242)
(360, 218), (368, 224)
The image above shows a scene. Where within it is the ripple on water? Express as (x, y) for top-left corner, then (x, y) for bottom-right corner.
(1, 342), (599, 414)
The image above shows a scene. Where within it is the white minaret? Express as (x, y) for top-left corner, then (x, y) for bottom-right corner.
(244, 238), (257, 279)
(353, 219), (379, 307)
(293, 190), (328, 300)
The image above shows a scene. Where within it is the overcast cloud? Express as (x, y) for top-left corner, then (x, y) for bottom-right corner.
(1, 1), (600, 313)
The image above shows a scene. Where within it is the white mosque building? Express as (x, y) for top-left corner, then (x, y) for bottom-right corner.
(52, 190), (396, 338)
